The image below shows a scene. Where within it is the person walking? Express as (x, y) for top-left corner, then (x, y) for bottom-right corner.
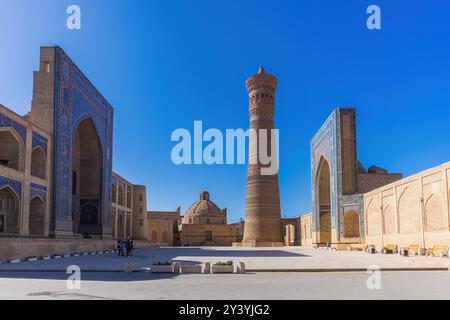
(128, 240), (134, 256)
(123, 239), (128, 257)
(117, 240), (122, 257)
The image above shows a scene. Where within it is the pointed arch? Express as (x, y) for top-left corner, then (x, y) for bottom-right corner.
(383, 203), (395, 235)
(31, 146), (47, 179)
(162, 230), (169, 243)
(117, 213), (124, 239)
(111, 181), (117, 204)
(72, 117), (103, 235)
(29, 196), (45, 236)
(398, 187), (420, 234)
(366, 197), (381, 236)
(0, 186), (20, 234)
(118, 185), (124, 206)
(0, 127), (25, 172)
(152, 230), (158, 242)
(316, 156), (331, 243)
(424, 194), (446, 232)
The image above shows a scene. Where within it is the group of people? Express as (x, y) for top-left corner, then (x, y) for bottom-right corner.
(117, 239), (134, 257)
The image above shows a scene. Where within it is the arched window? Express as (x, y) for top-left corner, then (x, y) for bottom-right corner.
(31, 147), (46, 179)
(0, 129), (24, 172)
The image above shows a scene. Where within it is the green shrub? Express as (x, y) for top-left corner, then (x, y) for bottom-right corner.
(152, 261), (172, 266)
(214, 260), (233, 266)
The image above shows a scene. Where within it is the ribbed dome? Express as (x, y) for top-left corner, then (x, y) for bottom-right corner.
(182, 191), (227, 225)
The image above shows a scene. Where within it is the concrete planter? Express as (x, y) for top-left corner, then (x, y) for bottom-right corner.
(212, 265), (234, 274)
(9, 259), (21, 264)
(180, 264), (203, 274)
(151, 265), (174, 273)
(237, 262), (246, 274)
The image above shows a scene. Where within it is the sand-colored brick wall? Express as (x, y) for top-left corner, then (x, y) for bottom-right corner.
(364, 162), (450, 251)
(180, 223), (239, 246)
(147, 219), (173, 245)
(299, 214), (313, 246)
(0, 238), (154, 261)
(358, 173), (403, 194)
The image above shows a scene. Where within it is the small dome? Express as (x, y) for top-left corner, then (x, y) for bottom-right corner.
(183, 191), (227, 225)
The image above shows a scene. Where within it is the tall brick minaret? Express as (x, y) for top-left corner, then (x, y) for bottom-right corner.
(243, 67), (283, 246)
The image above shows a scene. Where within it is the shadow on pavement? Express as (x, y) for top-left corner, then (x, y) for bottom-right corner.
(0, 247), (309, 282)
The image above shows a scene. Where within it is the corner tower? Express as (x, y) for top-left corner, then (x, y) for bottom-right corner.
(243, 67), (283, 246)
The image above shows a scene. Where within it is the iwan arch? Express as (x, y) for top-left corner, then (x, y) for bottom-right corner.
(308, 108), (450, 251)
(0, 47), (449, 260)
(0, 46), (138, 246)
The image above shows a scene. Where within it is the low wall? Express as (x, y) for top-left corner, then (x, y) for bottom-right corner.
(0, 237), (154, 261)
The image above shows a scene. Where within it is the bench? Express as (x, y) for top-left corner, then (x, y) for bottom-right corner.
(408, 244), (422, 256)
(383, 244), (398, 254)
(351, 244), (365, 252)
(334, 244), (351, 251)
(426, 245), (449, 258)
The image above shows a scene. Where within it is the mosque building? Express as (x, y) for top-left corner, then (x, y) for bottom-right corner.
(0, 46), (449, 261)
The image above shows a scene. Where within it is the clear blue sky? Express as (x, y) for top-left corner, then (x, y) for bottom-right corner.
(0, 0), (449, 222)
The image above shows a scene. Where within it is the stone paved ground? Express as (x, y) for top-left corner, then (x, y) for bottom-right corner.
(1, 271), (450, 300)
(0, 247), (449, 272)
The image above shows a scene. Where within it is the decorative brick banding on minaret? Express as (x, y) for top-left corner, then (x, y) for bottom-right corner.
(243, 67), (284, 246)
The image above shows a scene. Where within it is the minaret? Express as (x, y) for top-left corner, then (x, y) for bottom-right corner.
(243, 67), (283, 246)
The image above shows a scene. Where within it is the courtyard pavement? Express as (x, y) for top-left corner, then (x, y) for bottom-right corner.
(1, 271), (450, 300)
(0, 246), (449, 272)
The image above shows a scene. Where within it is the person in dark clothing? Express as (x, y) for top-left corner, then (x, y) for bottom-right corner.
(117, 240), (123, 257)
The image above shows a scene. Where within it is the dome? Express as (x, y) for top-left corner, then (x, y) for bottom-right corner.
(182, 191), (227, 225)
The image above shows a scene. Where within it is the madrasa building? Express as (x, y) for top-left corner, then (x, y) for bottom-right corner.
(0, 46), (243, 260)
(0, 47), (151, 259)
(1, 47), (449, 260)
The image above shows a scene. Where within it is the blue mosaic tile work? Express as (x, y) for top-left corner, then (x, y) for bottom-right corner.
(0, 113), (27, 143)
(52, 47), (113, 235)
(0, 176), (22, 199)
(310, 108), (363, 242)
(32, 131), (48, 153)
(310, 110), (338, 236)
(30, 183), (47, 203)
